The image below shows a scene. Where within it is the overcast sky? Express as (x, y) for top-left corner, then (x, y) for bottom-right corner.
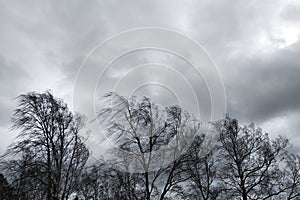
(0, 0), (300, 154)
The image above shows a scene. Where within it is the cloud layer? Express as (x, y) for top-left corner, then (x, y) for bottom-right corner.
(0, 0), (299, 154)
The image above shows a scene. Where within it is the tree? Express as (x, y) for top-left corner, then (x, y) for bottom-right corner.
(98, 93), (201, 200)
(79, 162), (132, 200)
(186, 135), (221, 200)
(1, 91), (89, 200)
(215, 115), (289, 200)
(2, 91), (299, 200)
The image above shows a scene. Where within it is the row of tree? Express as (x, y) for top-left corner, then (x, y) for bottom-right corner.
(0, 92), (299, 200)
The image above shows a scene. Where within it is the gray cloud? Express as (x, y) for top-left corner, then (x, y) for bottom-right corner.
(225, 41), (300, 123)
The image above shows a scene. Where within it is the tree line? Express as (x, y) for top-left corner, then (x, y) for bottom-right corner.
(0, 91), (299, 200)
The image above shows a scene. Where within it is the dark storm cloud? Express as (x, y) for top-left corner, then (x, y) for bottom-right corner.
(0, 0), (299, 154)
(225, 41), (300, 123)
(179, 0), (300, 140)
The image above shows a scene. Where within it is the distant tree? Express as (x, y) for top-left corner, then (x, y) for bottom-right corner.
(80, 162), (128, 199)
(98, 93), (201, 200)
(1, 91), (89, 200)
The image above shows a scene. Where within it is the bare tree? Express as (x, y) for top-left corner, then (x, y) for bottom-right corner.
(1, 91), (89, 200)
(79, 159), (145, 200)
(3, 91), (299, 200)
(98, 93), (201, 200)
(215, 115), (288, 200)
(186, 135), (221, 200)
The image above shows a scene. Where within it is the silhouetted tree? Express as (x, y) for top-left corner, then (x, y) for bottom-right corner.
(98, 93), (201, 200)
(80, 162), (131, 199)
(215, 115), (289, 200)
(186, 135), (221, 200)
(1, 91), (89, 200)
(2, 91), (300, 200)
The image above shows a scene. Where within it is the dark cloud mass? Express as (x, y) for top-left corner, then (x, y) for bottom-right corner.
(226, 41), (300, 122)
(0, 0), (299, 154)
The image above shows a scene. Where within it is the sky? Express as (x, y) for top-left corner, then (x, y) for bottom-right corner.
(0, 0), (300, 154)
